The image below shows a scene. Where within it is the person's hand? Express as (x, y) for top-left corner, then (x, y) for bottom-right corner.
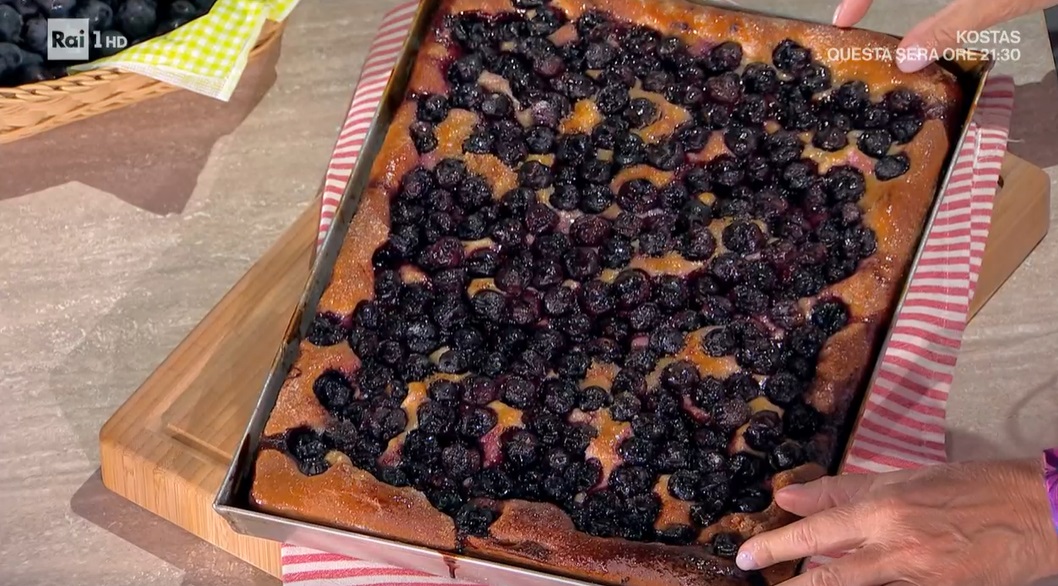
(831, 0), (1056, 72)
(735, 459), (1058, 585)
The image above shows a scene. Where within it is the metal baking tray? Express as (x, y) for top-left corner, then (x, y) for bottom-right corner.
(215, 0), (995, 583)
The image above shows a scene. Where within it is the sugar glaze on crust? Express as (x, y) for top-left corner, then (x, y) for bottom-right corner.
(250, 0), (963, 584)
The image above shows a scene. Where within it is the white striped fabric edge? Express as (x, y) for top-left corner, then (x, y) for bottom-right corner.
(315, 3), (416, 248)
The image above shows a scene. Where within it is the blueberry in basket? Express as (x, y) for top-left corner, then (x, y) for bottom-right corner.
(0, 0), (218, 87)
(0, 4), (21, 43)
(246, 0), (964, 584)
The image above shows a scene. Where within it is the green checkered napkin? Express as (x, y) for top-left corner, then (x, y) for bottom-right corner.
(68, 0), (300, 101)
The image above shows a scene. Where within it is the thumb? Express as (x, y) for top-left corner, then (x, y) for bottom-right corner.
(896, 0), (1041, 72)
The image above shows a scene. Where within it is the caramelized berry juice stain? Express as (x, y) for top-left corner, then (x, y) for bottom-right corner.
(443, 554), (459, 578)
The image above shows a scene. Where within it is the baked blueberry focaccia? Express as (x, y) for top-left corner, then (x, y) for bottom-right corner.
(250, 0), (963, 584)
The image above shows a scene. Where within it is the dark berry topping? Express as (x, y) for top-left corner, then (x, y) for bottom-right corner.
(772, 39), (810, 72)
(649, 326), (686, 355)
(500, 376), (538, 409)
(614, 132), (647, 166)
(765, 131), (804, 166)
(459, 406), (498, 439)
(564, 247), (602, 281)
(549, 184), (580, 211)
(624, 97), (658, 128)
(744, 411), (783, 451)
(712, 397), (751, 431)
(518, 160), (553, 189)
(307, 312), (347, 346)
(313, 370), (353, 413)
(705, 71), (742, 105)
(710, 532), (743, 559)
(645, 139), (683, 172)
(890, 114), (924, 143)
(732, 486), (771, 513)
(723, 124), (762, 158)
(285, 427), (332, 476)
(610, 464), (654, 498)
(575, 10), (613, 41)
(578, 279), (614, 316)
(834, 81), (869, 113)
(811, 299), (850, 335)
(661, 360), (700, 391)
(722, 221), (765, 254)
(884, 88), (923, 114)
(442, 443), (482, 479)
(812, 123), (847, 152)
(583, 41), (616, 69)
(570, 214), (611, 246)
(729, 452), (766, 485)
(542, 285), (576, 316)
(525, 202), (559, 235)
(448, 54), (484, 85)
(611, 391), (642, 422)
(616, 179), (658, 213)
(450, 84), (484, 110)
(600, 237), (633, 268)
(783, 401), (823, 440)
(591, 118), (625, 149)
(874, 153), (911, 181)
(824, 165), (866, 203)
(725, 371), (760, 401)
(454, 503), (496, 537)
(417, 401), (455, 435)
(617, 436), (656, 467)
(799, 61), (832, 93)
(525, 125), (556, 154)
(741, 62), (778, 94)
(480, 92), (513, 119)
(417, 93), (449, 123)
(769, 440), (804, 471)
(463, 125), (494, 154)
(305, 12), (906, 537)
(572, 385), (607, 412)
(858, 129), (893, 158)
(410, 121), (438, 153)
(763, 371), (804, 406)
(856, 103), (891, 130)
(705, 41), (743, 73)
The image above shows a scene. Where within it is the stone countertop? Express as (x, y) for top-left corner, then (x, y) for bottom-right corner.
(0, 1), (1056, 585)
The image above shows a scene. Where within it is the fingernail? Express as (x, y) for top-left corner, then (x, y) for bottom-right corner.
(897, 45), (931, 73)
(736, 549), (758, 571)
(831, 2), (845, 25)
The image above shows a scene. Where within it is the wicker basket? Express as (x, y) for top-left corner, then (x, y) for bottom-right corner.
(0, 20), (285, 144)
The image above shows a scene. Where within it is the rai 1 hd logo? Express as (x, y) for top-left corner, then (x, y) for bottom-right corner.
(46, 18), (127, 61)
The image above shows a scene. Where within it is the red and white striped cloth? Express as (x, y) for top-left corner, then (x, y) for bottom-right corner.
(301, 2), (1016, 583)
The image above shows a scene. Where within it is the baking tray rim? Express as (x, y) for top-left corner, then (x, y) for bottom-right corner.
(214, 0), (996, 583)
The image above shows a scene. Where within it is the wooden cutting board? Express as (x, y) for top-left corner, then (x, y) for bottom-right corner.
(98, 154), (1051, 579)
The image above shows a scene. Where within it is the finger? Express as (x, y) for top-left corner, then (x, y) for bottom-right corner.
(896, 0), (1044, 72)
(774, 473), (881, 517)
(832, 0), (873, 27)
(775, 546), (903, 586)
(777, 469), (920, 516)
(735, 505), (870, 571)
